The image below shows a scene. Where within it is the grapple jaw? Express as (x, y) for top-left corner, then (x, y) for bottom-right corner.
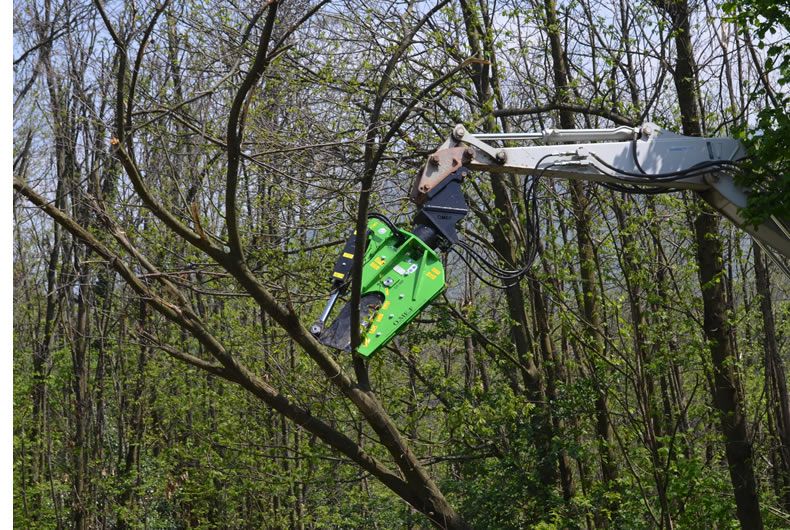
(315, 218), (446, 357)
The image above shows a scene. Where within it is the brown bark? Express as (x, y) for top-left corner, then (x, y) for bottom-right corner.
(457, 0), (568, 505)
(27, 1), (67, 508)
(693, 211), (762, 529)
(34, 4), (94, 521)
(530, 278), (576, 502)
(70, 253), (91, 530)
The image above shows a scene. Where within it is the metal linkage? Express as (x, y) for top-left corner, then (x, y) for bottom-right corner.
(468, 124), (640, 143)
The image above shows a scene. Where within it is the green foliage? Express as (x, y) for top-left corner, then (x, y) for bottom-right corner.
(13, 0), (790, 528)
(724, 0), (790, 223)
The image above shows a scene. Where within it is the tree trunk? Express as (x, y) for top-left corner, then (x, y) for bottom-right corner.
(652, 0), (763, 526)
(540, 1), (619, 523)
(71, 253), (91, 530)
(529, 278), (576, 503)
(754, 244), (790, 512)
(693, 212), (762, 529)
(457, 0), (560, 506)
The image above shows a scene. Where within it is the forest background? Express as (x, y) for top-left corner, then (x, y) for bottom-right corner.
(12, 0), (790, 528)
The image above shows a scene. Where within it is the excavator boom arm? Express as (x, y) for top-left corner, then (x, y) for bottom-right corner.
(413, 123), (789, 258)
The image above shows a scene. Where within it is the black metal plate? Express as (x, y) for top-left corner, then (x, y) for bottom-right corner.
(318, 292), (385, 352)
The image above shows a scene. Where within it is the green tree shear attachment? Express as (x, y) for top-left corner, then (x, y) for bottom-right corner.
(317, 217), (445, 357)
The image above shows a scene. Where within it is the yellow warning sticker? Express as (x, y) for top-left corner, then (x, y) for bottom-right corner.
(333, 272), (345, 279)
(342, 252), (354, 259)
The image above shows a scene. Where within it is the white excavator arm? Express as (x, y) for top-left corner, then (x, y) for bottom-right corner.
(412, 123), (790, 261)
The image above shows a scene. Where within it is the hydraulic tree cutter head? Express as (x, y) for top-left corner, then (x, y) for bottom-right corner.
(310, 160), (472, 357)
(312, 122), (790, 357)
(311, 218), (447, 357)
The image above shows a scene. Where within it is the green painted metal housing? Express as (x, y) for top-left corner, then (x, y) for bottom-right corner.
(355, 218), (446, 357)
